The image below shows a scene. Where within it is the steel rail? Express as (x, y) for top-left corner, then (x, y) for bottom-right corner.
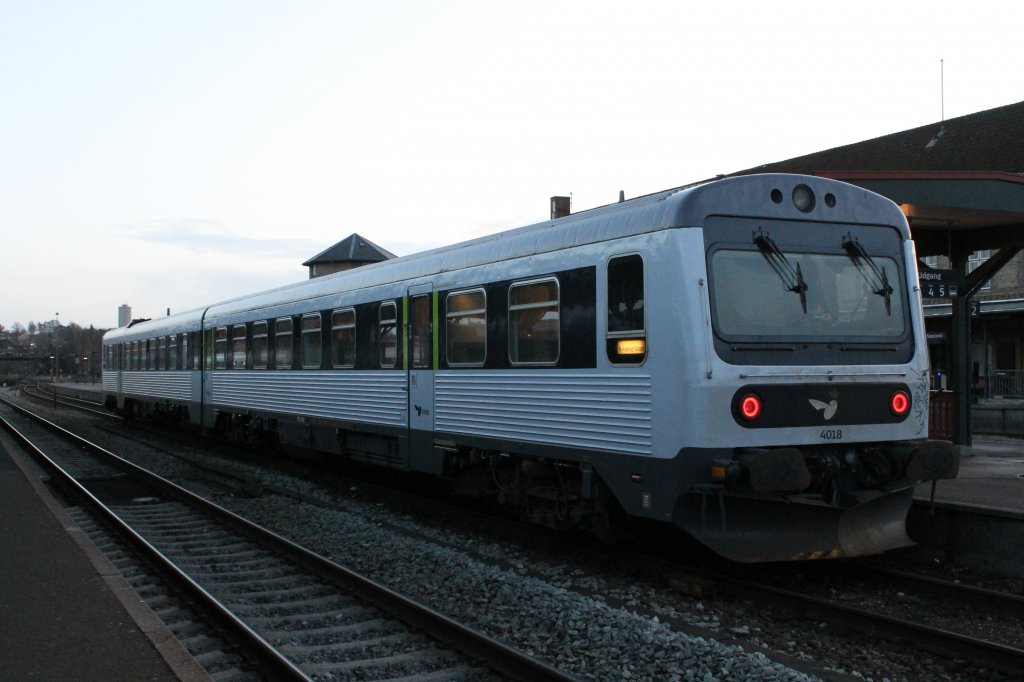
(0, 408), (310, 681)
(0, 397), (578, 682)
(22, 383), (119, 419)
(862, 565), (1024, 617)
(716, 572), (1024, 678)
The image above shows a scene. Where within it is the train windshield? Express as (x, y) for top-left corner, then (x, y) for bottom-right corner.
(710, 248), (906, 339)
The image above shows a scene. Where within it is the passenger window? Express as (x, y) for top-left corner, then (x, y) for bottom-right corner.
(182, 334), (190, 370)
(156, 337), (166, 371)
(301, 313), (322, 369)
(331, 309), (356, 368)
(607, 254), (647, 363)
(168, 334), (178, 371)
(204, 328), (214, 370)
(379, 302), (398, 368)
(252, 321), (268, 369)
(410, 295), (431, 369)
(275, 317), (293, 369)
(509, 278), (559, 365)
(446, 289), (486, 366)
(214, 327), (228, 369)
(232, 324), (247, 369)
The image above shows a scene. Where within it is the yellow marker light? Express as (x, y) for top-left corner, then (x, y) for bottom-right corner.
(710, 465), (728, 480)
(616, 339), (646, 355)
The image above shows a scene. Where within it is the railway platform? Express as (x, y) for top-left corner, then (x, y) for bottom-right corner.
(914, 436), (1024, 513)
(0, 423), (208, 681)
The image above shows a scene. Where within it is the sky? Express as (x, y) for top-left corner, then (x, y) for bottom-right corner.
(2, 0), (1022, 331)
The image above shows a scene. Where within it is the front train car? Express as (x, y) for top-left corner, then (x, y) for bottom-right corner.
(629, 174), (959, 561)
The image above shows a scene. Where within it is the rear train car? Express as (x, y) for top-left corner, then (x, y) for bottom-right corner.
(101, 174), (959, 562)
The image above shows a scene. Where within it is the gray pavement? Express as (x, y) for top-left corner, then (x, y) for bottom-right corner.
(915, 435), (1024, 513)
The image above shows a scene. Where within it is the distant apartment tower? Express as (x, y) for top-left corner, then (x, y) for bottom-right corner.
(118, 304), (132, 328)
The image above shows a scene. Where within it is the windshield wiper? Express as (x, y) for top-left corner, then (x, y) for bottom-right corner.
(842, 232), (894, 316)
(753, 228), (808, 314)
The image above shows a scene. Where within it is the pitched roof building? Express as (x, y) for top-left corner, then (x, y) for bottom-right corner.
(303, 233), (396, 279)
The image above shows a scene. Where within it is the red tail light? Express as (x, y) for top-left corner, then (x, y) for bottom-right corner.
(740, 393), (762, 420)
(890, 390), (910, 416)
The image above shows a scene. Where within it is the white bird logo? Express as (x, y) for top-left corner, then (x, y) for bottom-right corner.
(809, 398), (838, 420)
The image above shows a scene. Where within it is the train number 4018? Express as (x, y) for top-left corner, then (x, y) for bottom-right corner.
(819, 429), (843, 440)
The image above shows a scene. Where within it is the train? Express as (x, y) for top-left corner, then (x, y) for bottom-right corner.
(101, 173), (960, 562)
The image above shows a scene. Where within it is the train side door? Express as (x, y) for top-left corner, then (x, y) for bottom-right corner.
(407, 284), (440, 473)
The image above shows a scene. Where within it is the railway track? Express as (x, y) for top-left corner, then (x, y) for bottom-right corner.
(9, 386), (1022, 680)
(0, 397), (577, 682)
(664, 558), (1024, 679)
(21, 382), (118, 418)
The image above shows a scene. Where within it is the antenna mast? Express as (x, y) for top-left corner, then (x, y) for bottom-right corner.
(940, 59), (945, 121)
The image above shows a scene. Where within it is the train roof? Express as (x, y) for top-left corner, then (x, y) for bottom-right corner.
(104, 174), (908, 339)
(103, 306), (206, 343)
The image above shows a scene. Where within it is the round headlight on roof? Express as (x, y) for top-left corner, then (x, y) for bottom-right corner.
(792, 185), (815, 212)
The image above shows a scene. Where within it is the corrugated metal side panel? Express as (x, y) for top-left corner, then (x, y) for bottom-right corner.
(122, 371), (193, 400)
(435, 372), (652, 455)
(102, 372), (118, 392)
(210, 371), (407, 426)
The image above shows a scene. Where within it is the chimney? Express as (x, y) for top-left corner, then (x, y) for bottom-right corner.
(550, 196), (571, 219)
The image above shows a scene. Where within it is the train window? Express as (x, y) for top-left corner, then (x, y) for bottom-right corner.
(214, 327), (228, 369)
(301, 314), (322, 369)
(331, 309), (356, 368)
(169, 334), (178, 371)
(509, 278), (559, 365)
(145, 339), (153, 370)
(192, 332), (202, 370)
(275, 317), (293, 369)
(232, 324), (247, 369)
(710, 249), (906, 338)
(156, 337), (166, 371)
(379, 301), (398, 368)
(607, 254), (647, 364)
(182, 334), (190, 370)
(446, 289), (486, 366)
(410, 295), (431, 369)
(252, 321), (268, 369)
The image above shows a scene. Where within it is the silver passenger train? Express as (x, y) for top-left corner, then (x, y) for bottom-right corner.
(101, 174), (959, 562)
